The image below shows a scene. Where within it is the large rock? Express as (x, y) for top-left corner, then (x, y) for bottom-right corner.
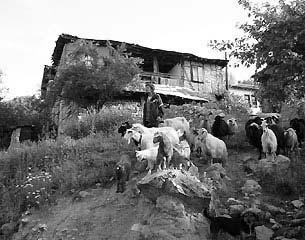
(257, 155), (290, 176)
(131, 195), (210, 240)
(137, 169), (211, 212)
(255, 225), (274, 240)
(229, 204), (245, 216)
(260, 203), (286, 215)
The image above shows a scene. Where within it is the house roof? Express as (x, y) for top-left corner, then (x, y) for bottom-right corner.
(124, 80), (209, 102)
(51, 34), (228, 68)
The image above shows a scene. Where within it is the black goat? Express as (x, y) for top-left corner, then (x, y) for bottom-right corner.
(245, 117), (263, 159)
(118, 121), (132, 137)
(211, 116), (231, 140)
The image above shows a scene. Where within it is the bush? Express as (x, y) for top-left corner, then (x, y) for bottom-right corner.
(62, 106), (135, 139)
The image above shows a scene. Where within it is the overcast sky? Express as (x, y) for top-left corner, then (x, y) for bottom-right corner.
(0, 0), (268, 99)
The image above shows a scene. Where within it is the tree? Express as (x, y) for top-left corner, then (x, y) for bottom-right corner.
(209, 0), (305, 107)
(51, 40), (142, 109)
(0, 69), (8, 101)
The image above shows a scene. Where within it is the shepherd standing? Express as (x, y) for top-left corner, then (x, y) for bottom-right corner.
(143, 82), (164, 128)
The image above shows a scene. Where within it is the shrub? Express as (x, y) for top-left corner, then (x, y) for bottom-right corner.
(62, 106), (134, 139)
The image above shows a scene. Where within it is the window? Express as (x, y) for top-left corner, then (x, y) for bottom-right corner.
(193, 66), (199, 81)
(184, 66), (191, 80)
(251, 95), (257, 107)
(192, 66), (204, 83)
(244, 94), (251, 107)
(81, 54), (93, 67)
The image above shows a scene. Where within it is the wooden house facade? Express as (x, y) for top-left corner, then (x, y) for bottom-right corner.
(42, 34), (229, 104)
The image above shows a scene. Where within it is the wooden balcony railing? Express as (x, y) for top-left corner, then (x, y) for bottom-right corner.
(138, 71), (185, 87)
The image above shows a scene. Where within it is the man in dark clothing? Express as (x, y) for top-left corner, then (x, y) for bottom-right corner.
(143, 82), (164, 128)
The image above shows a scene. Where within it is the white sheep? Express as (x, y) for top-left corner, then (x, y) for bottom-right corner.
(261, 120), (277, 161)
(135, 146), (159, 175)
(227, 118), (238, 136)
(158, 117), (190, 140)
(123, 129), (156, 150)
(194, 128), (228, 167)
(131, 123), (180, 146)
(284, 127), (299, 156)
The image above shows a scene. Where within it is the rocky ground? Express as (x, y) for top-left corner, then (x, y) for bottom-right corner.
(9, 147), (305, 240)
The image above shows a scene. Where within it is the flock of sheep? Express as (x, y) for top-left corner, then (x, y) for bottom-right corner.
(114, 113), (305, 193)
(245, 116), (305, 161)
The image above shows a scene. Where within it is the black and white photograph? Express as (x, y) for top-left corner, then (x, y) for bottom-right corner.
(1, 0), (305, 239)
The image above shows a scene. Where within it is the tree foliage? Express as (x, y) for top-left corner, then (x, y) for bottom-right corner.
(51, 40), (142, 108)
(0, 69), (8, 101)
(0, 96), (44, 128)
(209, 0), (305, 106)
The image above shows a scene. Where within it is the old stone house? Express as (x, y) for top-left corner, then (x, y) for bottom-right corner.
(41, 34), (229, 131)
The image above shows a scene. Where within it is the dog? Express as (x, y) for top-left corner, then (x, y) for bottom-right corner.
(203, 208), (257, 239)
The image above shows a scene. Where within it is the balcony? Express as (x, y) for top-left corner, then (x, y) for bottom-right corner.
(139, 71), (184, 87)
(125, 71), (208, 102)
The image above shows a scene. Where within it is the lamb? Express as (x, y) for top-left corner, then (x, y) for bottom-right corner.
(115, 154), (131, 193)
(284, 127), (299, 156)
(193, 128), (228, 167)
(153, 131), (173, 171)
(131, 123), (180, 146)
(261, 120), (277, 161)
(135, 146), (158, 175)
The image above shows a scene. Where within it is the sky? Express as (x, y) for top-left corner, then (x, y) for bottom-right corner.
(0, 0), (265, 100)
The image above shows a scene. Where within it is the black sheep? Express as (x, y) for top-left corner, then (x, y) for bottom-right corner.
(245, 117), (263, 159)
(290, 118), (305, 147)
(211, 116), (231, 140)
(115, 154), (131, 193)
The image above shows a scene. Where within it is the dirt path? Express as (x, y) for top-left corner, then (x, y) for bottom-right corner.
(13, 174), (154, 240)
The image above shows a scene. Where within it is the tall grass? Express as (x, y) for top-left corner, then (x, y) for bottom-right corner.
(0, 129), (135, 231)
(61, 106), (136, 139)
